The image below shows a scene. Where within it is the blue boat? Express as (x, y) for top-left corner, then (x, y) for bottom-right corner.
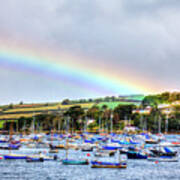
(3, 154), (27, 160)
(0, 144), (20, 150)
(26, 157), (44, 162)
(127, 151), (147, 159)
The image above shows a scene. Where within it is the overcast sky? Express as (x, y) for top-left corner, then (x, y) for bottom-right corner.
(0, 0), (180, 104)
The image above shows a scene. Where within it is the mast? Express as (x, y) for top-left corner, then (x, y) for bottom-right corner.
(58, 119), (61, 133)
(110, 112), (113, 134)
(9, 121), (13, 154)
(32, 112), (35, 134)
(158, 115), (161, 134)
(165, 114), (169, 134)
(99, 116), (101, 134)
(140, 115), (143, 131)
(65, 137), (69, 159)
(84, 116), (87, 133)
(65, 116), (69, 159)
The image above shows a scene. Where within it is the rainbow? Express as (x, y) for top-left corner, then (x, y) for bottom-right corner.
(0, 42), (154, 96)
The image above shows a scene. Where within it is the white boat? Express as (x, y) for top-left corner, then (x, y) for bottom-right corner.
(147, 156), (179, 162)
(27, 153), (57, 161)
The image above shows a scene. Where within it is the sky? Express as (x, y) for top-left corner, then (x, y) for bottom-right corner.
(0, 0), (180, 105)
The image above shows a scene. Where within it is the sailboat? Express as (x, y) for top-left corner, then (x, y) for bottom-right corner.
(3, 122), (27, 160)
(62, 137), (89, 165)
(26, 152), (58, 162)
(147, 146), (179, 162)
(91, 150), (127, 168)
(62, 117), (89, 165)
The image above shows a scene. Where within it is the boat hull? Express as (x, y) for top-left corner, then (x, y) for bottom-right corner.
(91, 161), (127, 168)
(91, 164), (127, 168)
(26, 158), (44, 162)
(127, 151), (147, 159)
(148, 156), (179, 162)
(62, 159), (89, 165)
(3, 155), (27, 160)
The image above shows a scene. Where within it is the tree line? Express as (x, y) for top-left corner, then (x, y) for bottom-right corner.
(2, 92), (180, 133)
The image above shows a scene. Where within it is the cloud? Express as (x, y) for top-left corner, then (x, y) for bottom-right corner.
(0, 0), (180, 104)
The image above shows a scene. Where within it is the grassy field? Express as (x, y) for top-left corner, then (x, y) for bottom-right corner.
(0, 113), (42, 120)
(125, 95), (144, 101)
(0, 103), (95, 122)
(4, 103), (95, 113)
(97, 101), (139, 109)
(0, 100), (140, 122)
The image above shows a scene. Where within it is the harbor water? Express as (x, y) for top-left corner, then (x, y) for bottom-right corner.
(0, 148), (180, 180)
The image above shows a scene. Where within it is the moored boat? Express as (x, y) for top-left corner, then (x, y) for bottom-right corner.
(147, 156), (179, 162)
(26, 157), (44, 162)
(91, 161), (127, 168)
(62, 159), (89, 165)
(27, 153), (57, 161)
(127, 151), (147, 159)
(3, 154), (27, 160)
(49, 144), (65, 150)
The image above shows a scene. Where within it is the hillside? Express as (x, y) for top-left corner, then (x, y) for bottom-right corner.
(0, 95), (144, 128)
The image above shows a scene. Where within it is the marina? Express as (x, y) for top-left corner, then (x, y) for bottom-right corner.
(0, 133), (179, 179)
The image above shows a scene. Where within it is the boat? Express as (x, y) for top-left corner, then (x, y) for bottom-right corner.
(26, 154), (57, 161)
(171, 141), (180, 147)
(91, 150), (127, 168)
(102, 143), (122, 150)
(3, 154), (27, 160)
(62, 123), (88, 165)
(147, 156), (179, 162)
(91, 161), (127, 168)
(26, 142), (49, 149)
(0, 144), (20, 150)
(145, 136), (159, 144)
(150, 146), (177, 157)
(94, 150), (115, 157)
(26, 157), (44, 162)
(62, 159), (89, 165)
(148, 145), (179, 162)
(49, 149), (59, 153)
(81, 145), (93, 152)
(127, 151), (147, 159)
(49, 144), (65, 150)
(0, 138), (8, 143)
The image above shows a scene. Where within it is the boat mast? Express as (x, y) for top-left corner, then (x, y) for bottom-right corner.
(32, 112), (35, 134)
(110, 112), (113, 134)
(9, 121), (13, 154)
(65, 116), (69, 159)
(158, 115), (161, 134)
(165, 114), (169, 134)
(84, 116), (87, 133)
(99, 116), (101, 134)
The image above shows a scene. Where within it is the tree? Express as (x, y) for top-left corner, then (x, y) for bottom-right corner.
(114, 104), (136, 120)
(64, 106), (85, 132)
(19, 101), (24, 105)
(61, 99), (71, 105)
(8, 103), (14, 109)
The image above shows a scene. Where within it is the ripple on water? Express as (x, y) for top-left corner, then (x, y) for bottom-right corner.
(0, 149), (180, 180)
